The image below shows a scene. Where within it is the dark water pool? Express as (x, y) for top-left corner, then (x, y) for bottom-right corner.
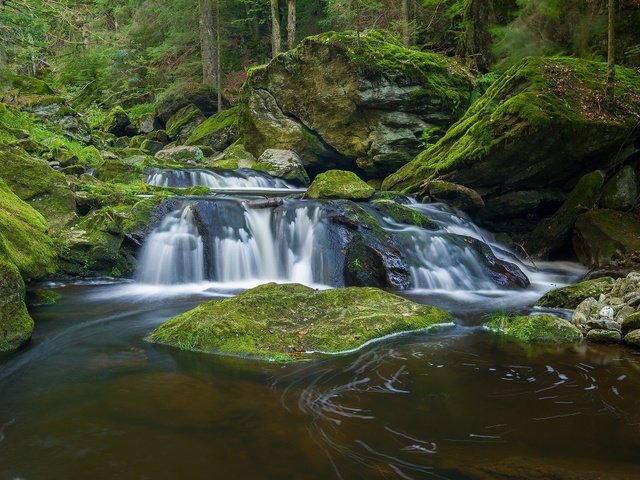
(1, 282), (639, 480)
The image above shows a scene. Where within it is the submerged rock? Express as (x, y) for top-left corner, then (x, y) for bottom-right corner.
(240, 30), (471, 177)
(0, 259), (34, 353)
(306, 170), (374, 200)
(147, 282), (453, 361)
(486, 313), (582, 343)
(536, 277), (615, 309)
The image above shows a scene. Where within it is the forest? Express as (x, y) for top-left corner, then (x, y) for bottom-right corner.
(1, 1), (640, 479)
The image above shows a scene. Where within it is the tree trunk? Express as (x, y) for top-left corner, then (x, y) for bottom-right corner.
(0, 0), (6, 67)
(199, 0), (217, 87)
(401, 0), (410, 46)
(216, 0), (222, 112)
(271, 0), (281, 57)
(287, 0), (296, 50)
(82, 24), (90, 51)
(606, 0), (615, 108)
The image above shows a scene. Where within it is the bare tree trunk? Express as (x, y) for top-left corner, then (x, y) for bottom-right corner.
(606, 0), (615, 108)
(199, 0), (217, 87)
(82, 24), (90, 51)
(216, 0), (222, 112)
(0, 0), (7, 67)
(271, 0), (281, 57)
(287, 0), (296, 50)
(401, 0), (410, 46)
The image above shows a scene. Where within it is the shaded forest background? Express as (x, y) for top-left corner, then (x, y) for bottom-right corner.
(1, 0), (639, 119)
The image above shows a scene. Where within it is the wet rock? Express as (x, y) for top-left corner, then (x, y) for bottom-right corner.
(0, 259), (34, 353)
(422, 180), (484, 213)
(624, 329), (640, 348)
(486, 313), (582, 343)
(147, 282), (453, 361)
(254, 149), (309, 186)
(621, 312), (640, 335)
(370, 199), (437, 229)
(463, 236), (530, 288)
(536, 277), (614, 309)
(586, 329), (622, 343)
(306, 170), (373, 200)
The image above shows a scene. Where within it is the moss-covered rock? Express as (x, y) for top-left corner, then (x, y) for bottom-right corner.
(306, 170), (374, 200)
(487, 313), (583, 343)
(147, 282), (453, 361)
(0, 143), (76, 231)
(536, 277), (615, 309)
(621, 312), (640, 336)
(0, 259), (34, 352)
(0, 67), (54, 96)
(184, 107), (239, 150)
(0, 178), (56, 280)
(165, 104), (205, 142)
(102, 106), (131, 137)
(154, 82), (228, 124)
(423, 180), (484, 213)
(239, 30), (472, 177)
(370, 199), (438, 229)
(221, 141), (257, 167)
(526, 170), (604, 256)
(254, 149), (309, 185)
(624, 329), (640, 348)
(572, 209), (640, 268)
(600, 164), (638, 211)
(154, 145), (204, 164)
(383, 56), (640, 213)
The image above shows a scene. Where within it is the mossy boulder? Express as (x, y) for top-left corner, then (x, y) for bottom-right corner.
(102, 106), (131, 137)
(184, 107), (239, 150)
(600, 165), (638, 211)
(0, 67), (54, 96)
(526, 170), (605, 256)
(154, 146), (204, 164)
(383, 56), (640, 222)
(0, 259), (34, 352)
(165, 104), (206, 142)
(154, 82), (228, 124)
(370, 199), (437, 229)
(0, 178), (56, 280)
(536, 277), (615, 309)
(423, 180), (484, 213)
(147, 282), (453, 361)
(220, 142), (256, 168)
(572, 209), (640, 268)
(0, 143), (76, 230)
(254, 149), (309, 185)
(306, 170), (374, 200)
(624, 329), (640, 348)
(239, 30), (472, 177)
(487, 313), (583, 343)
(621, 312), (640, 336)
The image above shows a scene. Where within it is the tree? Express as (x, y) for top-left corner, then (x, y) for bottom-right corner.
(325, 0), (384, 40)
(0, 0), (6, 66)
(400, 0), (410, 46)
(606, 0), (615, 107)
(271, 0), (281, 56)
(287, 0), (296, 49)
(199, 0), (217, 87)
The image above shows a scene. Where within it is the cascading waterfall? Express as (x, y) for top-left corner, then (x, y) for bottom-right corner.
(145, 168), (297, 190)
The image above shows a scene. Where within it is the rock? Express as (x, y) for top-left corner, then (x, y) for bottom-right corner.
(0, 259), (34, 353)
(154, 146), (204, 164)
(154, 82), (228, 124)
(306, 170), (374, 200)
(624, 329), (640, 348)
(599, 306), (614, 319)
(220, 142), (257, 168)
(611, 272), (640, 297)
(140, 139), (164, 155)
(0, 67), (54, 95)
(572, 297), (599, 327)
(572, 209), (640, 268)
(486, 313), (583, 343)
(94, 156), (146, 184)
(536, 277), (614, 309)
(478, 189), (566, 229)
(102, 106), (131, 136)
(599, 165), (637, 211)
(240, 31), (472, 177)
(147, 282), (453, 361)
(383, 56), (640, 231)
(26, 289), (62, 307)
(165, 104), (206, 142)
(621, 312), (640, 335)
(184, 107), (239, 151)
(254, 149), (310, 186)
(463, 236), (530, 288)
(370, 199), (438, 229)
(0, 143), (77, 230)
(586, 329), (622, 343)
(423, 180), (484, 213)
(136, 113), (161, 134)
(526, 170), (604, 256)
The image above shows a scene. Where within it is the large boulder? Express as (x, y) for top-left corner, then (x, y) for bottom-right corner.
(383, 56), (640, 225)
(599, 164), (638, 211)
(306, 170), (375, 200)
(154, 82), (228, 124)
(254, 149), (310, 185)
(239, 31), (472, 178)
(572, 209), (640, 268)
(165, 104), (206, 142)
(184, 107), (240, 151)
(154, 146), (204, 165)
(147, 282), (453, 361)
(102, 106), (131, 137)
(0, 259), (34, 353)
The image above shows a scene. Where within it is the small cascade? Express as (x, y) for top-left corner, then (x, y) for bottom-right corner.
(136, 206), (205, 284)
(145, 168), (297, 191)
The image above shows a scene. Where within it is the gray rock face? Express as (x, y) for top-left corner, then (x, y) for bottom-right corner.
(239, 32), (471, 178)
(137, 114), (162, 134)
(600, 165), (638, 211)
(155, 146), (204, 164)
(256, 149), (310, 186)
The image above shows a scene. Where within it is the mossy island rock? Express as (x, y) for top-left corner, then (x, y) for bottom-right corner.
(0, 259), (34, 353)
(306, 170), (374, 200)
(486, 313), (583, 343)
(383, 56), (640, 233)
(536, 277), (615, 309)
(185, 107), (239, 151)
(572, 209), (640, 268)
(147, 283), (453, 361)
(253, 149), (309, 185)
(239, 30), (472, 178)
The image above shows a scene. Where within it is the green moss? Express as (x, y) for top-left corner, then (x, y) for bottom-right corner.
(306, 170), (375, 200)
(165, 104), (204, 139)
(536, 277), (614, 309)
(148, 283), (453, 361)
(185, 107), (239, 150)
(371, 199), (437, 229)
(0, 67), (54, 95)
(383, 57), (640, 192)
(0, 179), (56, 280)
(26, 289), (62, 307)
(486, 312), (582, 343)
(207, 159), (239, 170)
(102, 106), (130, 133)
(0, 259), (34, 352)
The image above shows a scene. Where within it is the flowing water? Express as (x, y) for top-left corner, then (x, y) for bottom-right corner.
(1, 169), (639, 479)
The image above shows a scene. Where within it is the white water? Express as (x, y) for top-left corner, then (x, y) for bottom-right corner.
(146, 168), (298, 191)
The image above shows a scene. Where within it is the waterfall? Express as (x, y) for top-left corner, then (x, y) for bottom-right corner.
(145, 168), (297, 191)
